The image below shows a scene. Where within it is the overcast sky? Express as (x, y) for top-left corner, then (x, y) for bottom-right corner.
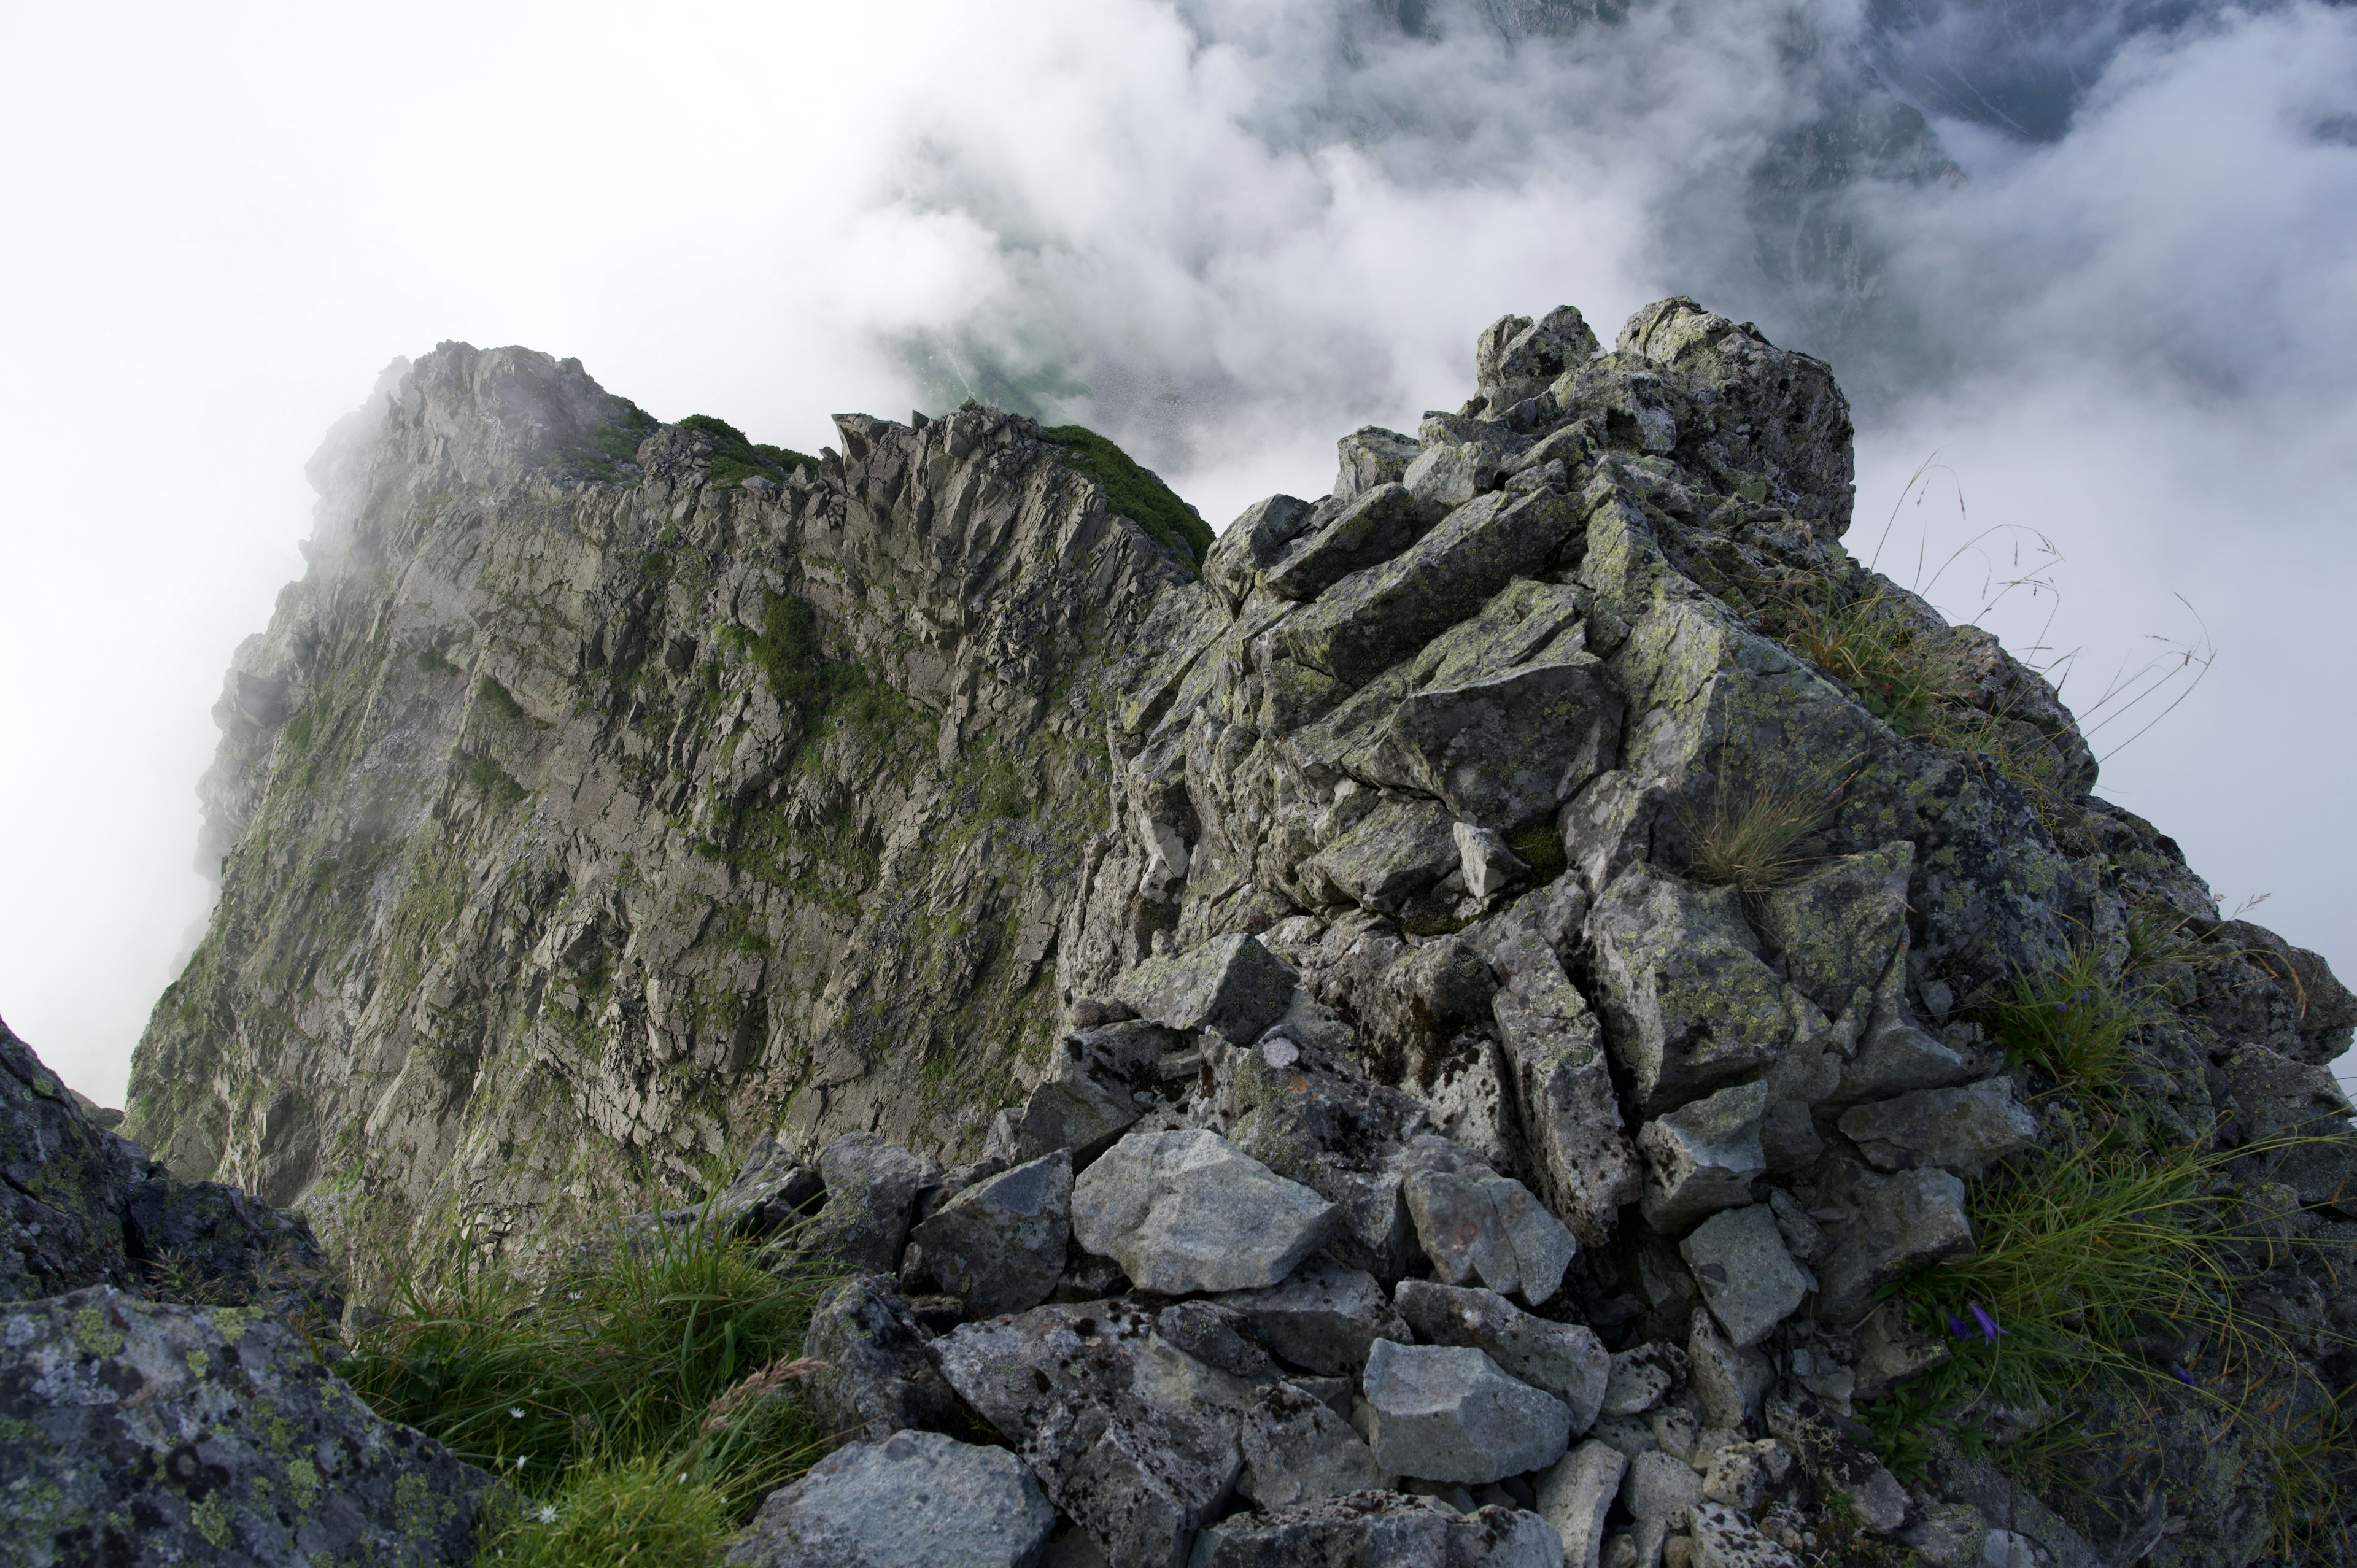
(2, 0), (2350, 1106)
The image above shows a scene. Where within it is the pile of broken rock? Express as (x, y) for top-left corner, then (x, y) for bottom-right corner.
(712, 930), (2012, 1568)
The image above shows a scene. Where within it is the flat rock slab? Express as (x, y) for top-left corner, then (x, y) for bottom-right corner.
(1, 1286), (489, 1566)
(1358, 1339), (1573, 1484)
(1837, 1081), (2039, 1181)
(1113, 934), (1296, 1046)
(1190, 1492), (1563, 1567)
(1393, 1280), (1608, 1432)
(1681, 1205), (1812, 1348)
(1236, 1383), (1384, 1508)
(1816, 1167), (1975, 1323)
(935, 1302), (1243, 1568)
(800, 1273), (965, 1443)
(1218, 1257), (1407, 1377)
(1636, 1080), (1767, 1234)
(1399, 1138), (1577, 1305)
(727, 1429), (1055, 1568)
(1072, 1130), (1336, 1295)
(910, 1150), (1074, 1318)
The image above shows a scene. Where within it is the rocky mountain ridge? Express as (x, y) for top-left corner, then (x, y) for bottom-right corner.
(99, 295), (2357, 1565)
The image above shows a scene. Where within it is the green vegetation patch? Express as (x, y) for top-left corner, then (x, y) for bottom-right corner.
(1042, 424), (1213, 567)
(343, 1216), (836, 1566)
(675, 415), (822, 490)
(555, 402), (661, 482)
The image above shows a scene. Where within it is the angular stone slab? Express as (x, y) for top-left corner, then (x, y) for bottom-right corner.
(1585, 868), (1797, 1113)
(1113, 934), (1296, 1047)
(1378, 657), (1622, 833)
(1682, 1205), (1813, 1348)
(1690, 1500), (1801, 1568)
(987, 1074), (1140, 1168)
(800, 1273), (966, 1443)
(1535, 1439), (1627, 1568)
(710, 1136), (826, 1237)
(1752, 844), (1913, 1021)
(1217, 1256), (1408, 1377)
(1393, 1280), (1609, 1433)
(1072, 1129), (1336, 1295)
(1302, 794), (1461, 917)
(1359, 1339), (1573, 1484)
(811, 1134), (934, 1275)
(1838, 1081), (2038, 1181)
(1638, 1080), (1768, 1232)
(910, 1150), (1074, 1318)
(935, 1302), (1242, 1568)
(1265, 482), (1423, 601)
(729, 1429), (1055, 1568)
(1399, 1138), (1577, 1305)
(1, 1286), (490, 1566)
(1816, 1166), (1975, 1323)
(1333, 427), (1422, 505)
(1490, 947), (1640, 1247)
(1237, 1383), (1384, 1508)
(1623, 1447), (1704, 1523)
(1189, 1493), (1563, 1567)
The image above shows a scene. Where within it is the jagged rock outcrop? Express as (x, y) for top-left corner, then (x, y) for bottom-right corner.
(125, 298), (2357, 1564)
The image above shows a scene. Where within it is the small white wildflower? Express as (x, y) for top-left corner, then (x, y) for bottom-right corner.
(515, 1454), (527, 1469)
(509, 1407), (525, 1419)
(535, 1505), (558, 1525)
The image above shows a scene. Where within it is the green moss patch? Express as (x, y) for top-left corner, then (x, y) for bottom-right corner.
(675, 415), (821, 489)
(1042, 424), (1212, 567)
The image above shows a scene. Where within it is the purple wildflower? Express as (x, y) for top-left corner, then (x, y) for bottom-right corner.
(1968, 1303), (2005, 1344)
(1946, 1313), (1970, 1340)
(2172, 1366), (2196, 1386)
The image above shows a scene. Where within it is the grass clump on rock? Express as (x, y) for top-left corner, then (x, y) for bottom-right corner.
(1041, 423), (1214, 567)
(676, 414), (822, 490)
(342, 1216), (837, 1567)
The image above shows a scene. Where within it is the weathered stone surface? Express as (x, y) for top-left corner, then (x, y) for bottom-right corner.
(1072, 1129), (1336, 1294)
(1585, 870), (1795, 1113)
(1686, 1313), (1771, 1432)
(1455, 821), (1529, 900)
(1622, 1448), (1703, 1523)
(1393, 1280), (1609, 1431)
(1, 1286), (489, 1566)
(935, 1302), (1242, 1568)
(1155, 1300), (1279, 1381)
(727, 1429), (1055, 1568)
(1751, 844), (1912, 1021)
(800, 1273), (966, 1443)
(1380, 657), (1621, 833)
(910, 1150), (1073, 1318)
(1487, 941), (1639, 1246)
(1837, 1081), (2038, 1180)
(989, 1074), (1142, 1168)
(1358, 1339), (1573, 1484)
(1689, 1502), (1801, 1568)
(122, 1175), (343, 1325)
(1113, 935), (1296, 1047)
(1600, 1342), (1682, 1418)
(711, 1137), (826, 1237)
(1301, 795), (1461, 917)
(1697, 1439), (1792, 1510)
(1681, 1205), (1812, 1348)
(1265, 482), (1423, 601)
(1816, 1167), (1975, 1323)
(1763, 1396), (1906, 1535)
(1638, 1081), (1768, 1232)
(2, 1020), (155, 1301)
(1207, 495), (1317, 606)
(1218, 1257), (1406, 1377)
(1479, 306), (1601, 411)
(811, 1135), (934, 1275)
(1187, 1493), (1562, 1567)
(1535, 1439), (1627, 1568)
(1399, 1138), (1577, 1305)
(1236, 1383), (1384, 1507)
(1333, 427), (1422, 505)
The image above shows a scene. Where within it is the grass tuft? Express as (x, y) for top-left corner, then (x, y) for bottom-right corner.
(1041, 424), (1213, 567)
(1677, 753), (1848, 897)
(1980, 943), (2151, 1102)
(343, 1215), (837, 1567)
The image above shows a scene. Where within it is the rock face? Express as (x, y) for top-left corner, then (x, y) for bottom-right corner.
(726, 1429), (1055, 1568)
(2, 1286), (491, 1567)
(117, 298), (2357, 1566)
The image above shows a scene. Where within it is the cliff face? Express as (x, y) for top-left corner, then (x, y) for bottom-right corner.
(128, 344), (1187, 1277)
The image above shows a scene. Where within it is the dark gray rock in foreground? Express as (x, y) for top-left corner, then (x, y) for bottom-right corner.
(1187, 1491), (1562, 1567)
(799, 1273), (966, 1443)
(0, 1286), (490, 1566)
(727, 1429), (1055, 1568)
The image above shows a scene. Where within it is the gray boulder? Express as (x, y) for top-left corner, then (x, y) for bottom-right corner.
(1686, 1313), (1772, 1432)
(1636, 1081), (1768, 1232)
(1156, 1301), (1279, 1381)
(1600, 1342), (1685, 1417)
(1236, 1383), (1384, 1507)
(1398, 1138), (1577, 1305)
(936, 1302), (1243, 1568)
(1535, 1439), (1627, 1568)
(800, 1273), (966, 1443)
(1488, 943), (1639, 1247)
(1837, 1081), (2039, 1180)
(1072, 1130), (1336, 1295)
(1114, 935), (1297, 1046)
(811, 1135), (934, 1274)
(1264, 483), (1424, 602)
(1301, 795), (1463, 917)
(1, 1286), (489, 1566)
(1455, 821), (1529, 900)
(1217, 1257), (1407, 1377)
(1187, 1493), (1562, 1567)
(910, 1150), (1073, 1318)
(1681, 1205), (1813, 1348)
(122, 1176), (343, 1326)
(1689, 1500), (1800, 1568)
(727, 1429), (1055, 1568)
(1393, 1280), (1609, 1432)
(988, 1074), (1141, 1168)
(1358, 1339), (1573, 1484)
(1334, 427), (1422, 505)
(1477, 306), (1601, 410)
(710, 1136), (825, 1237)
(1816, 1166), (1975, 1322)
(1622, 1448), (1703, 1523)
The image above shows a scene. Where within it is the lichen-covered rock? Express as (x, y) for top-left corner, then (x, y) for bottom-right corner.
(1235, 1383), (1384, 1508)
(2, 1018), (152, 1301)
(1187, 1492), (1562, 1567)
(1358, 1339), (1573, 1485)
(1535, 1439), (1626, 1568)
(1637, 1081), (1768, 1233)
(122, 1178), (343, 1326)
(0, 1286), (490, 1566)
(811, 1135), (934, 1275)
(1112, 934), (1295, 1046)
(908, 1149), (1072, 1318)
(1814, 1166), (1974, 1323)
(799, 1273), (965, 1443)
(1071, 1129), (1335, 1295)
(1398, 1138), (1577, 1306)
(726, 1429), (1055, 1568)
(709, 1137), (825, 1237)
(1836, 1081), (2038, 1180)
(1392, 1280), (1608, 1432)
